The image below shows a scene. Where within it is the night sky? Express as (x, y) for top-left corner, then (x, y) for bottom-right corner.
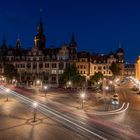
(0, 0), (140, 63)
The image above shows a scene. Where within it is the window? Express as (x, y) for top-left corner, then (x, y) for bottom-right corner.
(98, 66), (102, 70)
(52, 77), (56, 81)
(59, 70), (64, 74)
(39, 57), (42, 61)
(45, 63), (49, 68)
(52, 63), (57, 68)
(52, 70), (57, 74)
(33, 57), (36, 61)
(59, 63), (64, 69)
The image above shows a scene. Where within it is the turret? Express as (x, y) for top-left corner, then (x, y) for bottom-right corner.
(34, 11), (46, 50)
(69, 33), (77, 60)
(16, 35), (21, 50)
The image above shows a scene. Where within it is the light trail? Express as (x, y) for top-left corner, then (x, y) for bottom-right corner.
(0, 86), (107, 140)
(88, 102), (129, 116)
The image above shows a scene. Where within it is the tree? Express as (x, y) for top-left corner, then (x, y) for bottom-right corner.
(60, 64), (85, 87)
(91, 72), (103, 84)
(3, 64), (18, 82)
(109, 62), (120, 77)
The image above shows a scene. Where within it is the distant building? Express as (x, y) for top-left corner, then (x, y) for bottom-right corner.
(76, 49), (125, 79)
(136, 56), (140, 80)
(124, 63), (135, 77)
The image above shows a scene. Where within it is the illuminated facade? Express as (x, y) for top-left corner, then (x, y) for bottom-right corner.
(136, 56), (140, 80)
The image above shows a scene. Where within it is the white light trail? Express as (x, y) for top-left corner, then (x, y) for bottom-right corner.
(0, 86), (107, 140)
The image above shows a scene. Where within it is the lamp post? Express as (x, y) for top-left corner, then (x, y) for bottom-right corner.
(36, 80), (42, 91)
(33, 102), (38, 122)
(80, 92), (85, 109)
(44, 86), (48, 97)
(36, 80), (40, 85)
(86, 76), (90, 89)
(104, 86), (109, 110)
(6, 89), (10, 101)
(68, 81), (72, 88)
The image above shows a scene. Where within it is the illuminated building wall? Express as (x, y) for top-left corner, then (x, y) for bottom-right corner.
(136, 56), (140, 80)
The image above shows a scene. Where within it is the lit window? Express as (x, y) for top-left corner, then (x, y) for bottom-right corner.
(52, 70), (57, 74)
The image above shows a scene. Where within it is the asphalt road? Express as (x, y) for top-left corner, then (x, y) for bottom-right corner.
(0, 80), (140, 140)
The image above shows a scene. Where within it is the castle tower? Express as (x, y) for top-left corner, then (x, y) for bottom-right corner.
(69, 33), (77, 60)
(1, 34), (7, 55)
(34, 11), (46, 50)
(116, 43), (125, 76)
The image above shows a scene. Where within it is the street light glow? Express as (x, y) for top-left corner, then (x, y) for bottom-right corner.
(44, 86), (48, 90)
(80, 92), (85, 99)
(68, 81), (72, 85)
(6, 89), (10, 93)
(105, 86), (109, 90)
(36, 80), (40, 84)
(33, 102), (38, 108)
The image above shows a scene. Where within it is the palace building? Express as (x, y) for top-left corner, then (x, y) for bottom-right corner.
(0, 17), (125, 87)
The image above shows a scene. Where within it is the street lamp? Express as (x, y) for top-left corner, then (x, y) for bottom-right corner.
(109, 81), (113, 84)
(44, 86), (48, 96)
(67, 81), (72, 88)
(33, 102), (38, 122)
(6, 89), (10, 101)
(86, 76), (90, 87)
(36, 80), (40, 85)
(105, 86), (109, 90)
(80, 92), (86, 109)
(104, 86), (109, 110)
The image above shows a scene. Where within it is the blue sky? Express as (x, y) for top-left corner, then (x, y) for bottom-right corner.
(0, 0), (140, 62)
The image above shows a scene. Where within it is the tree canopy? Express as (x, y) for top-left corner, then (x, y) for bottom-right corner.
(109, 62), (120, 77)
(60, 64), (85, 87)
(3, 64), (18, 81)
(91, 72), (103, 84)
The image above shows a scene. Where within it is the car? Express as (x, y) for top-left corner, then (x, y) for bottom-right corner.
(112, 94), (119, 105)
(112, 98), (119, 105)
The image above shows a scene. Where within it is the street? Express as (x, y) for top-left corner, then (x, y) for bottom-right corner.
(0, 80), (140, 140)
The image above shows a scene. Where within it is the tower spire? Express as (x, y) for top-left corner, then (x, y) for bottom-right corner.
(2, 33), (6, 46)
(70, 32), (77, 46)
(38, 8), (43, 35)
(16, 34), (21, 50)
(34, 9), (46, 50)
(1, 34), (7, 55)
